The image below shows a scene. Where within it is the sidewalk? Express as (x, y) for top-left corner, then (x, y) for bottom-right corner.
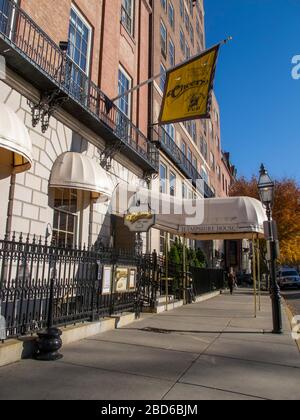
(0, 290), (299, 401)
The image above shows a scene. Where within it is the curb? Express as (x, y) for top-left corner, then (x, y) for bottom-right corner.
(283, 299), (300, 353)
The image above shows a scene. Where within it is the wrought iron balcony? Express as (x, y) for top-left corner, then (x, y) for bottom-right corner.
(154, 127), (215, 199)
(0, 0), (158, 173)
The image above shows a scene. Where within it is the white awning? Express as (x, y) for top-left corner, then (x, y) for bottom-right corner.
(0, 103), (33, 176)
(111, 184), (267, 240)
(49, 152), (113, 201)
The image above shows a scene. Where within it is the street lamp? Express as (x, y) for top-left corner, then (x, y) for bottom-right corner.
(258, 164), (282, 334)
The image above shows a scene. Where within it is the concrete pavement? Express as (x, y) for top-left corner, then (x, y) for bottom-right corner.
(0, 290), (299, 401)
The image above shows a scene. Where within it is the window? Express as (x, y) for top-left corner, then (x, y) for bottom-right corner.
(191, 121), (197, 142)
(68, 7), (92, 100)
(53, 189), (78, 248)
(68, 7), (92, 74)
(196, 17), (200, 36)
(180, 0), (184, 19)
(160, 63), (167, 92)
(170, 172), (176, 197)
(180, 28), (185, 54)
(0, 0), (12, 35)
(165, 124), (175, 140)
(182, 182), (187, 199)
(200, 137), (207, 160)
(201, 167), (209, 184)
(168, 2), (175, 29)
(160, 21), (167, 57)
(118, 67), (131, 118)
(217, 165), (221, 181)
(160, 231), (166, 254)
(169, 38), (175, 66)
(210, 152), (215, 171)
(181, 141), (186, 156)
(190, 23), (194, 46)
(185, 41), (190, 60)
(160, 164), (167, 194)
(188, 147), (192, 163)
(161, 0), (167, 12)
(185, 9), (190, 31)
(117, 66), (132, 139)
(121, 0), (134, 36)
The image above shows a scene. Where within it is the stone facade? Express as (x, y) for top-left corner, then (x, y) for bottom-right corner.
(0, 77), (144, 248)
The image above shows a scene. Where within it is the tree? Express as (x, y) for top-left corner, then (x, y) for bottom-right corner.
(230, 177), (300, 265)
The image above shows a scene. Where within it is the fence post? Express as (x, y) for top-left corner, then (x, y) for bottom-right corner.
(35, 248), (63, 361)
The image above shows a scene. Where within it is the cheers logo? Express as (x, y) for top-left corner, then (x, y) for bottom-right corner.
(292, 55), (300, 80)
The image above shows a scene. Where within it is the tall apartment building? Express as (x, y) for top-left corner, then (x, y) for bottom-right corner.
(0, 0), (236, 268)
(149, 0), (234, 262)
(0, 0), (157, 250)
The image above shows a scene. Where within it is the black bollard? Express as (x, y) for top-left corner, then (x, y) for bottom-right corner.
(36, 267), (63, 361)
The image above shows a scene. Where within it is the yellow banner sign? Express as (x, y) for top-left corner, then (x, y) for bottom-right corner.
(159, 45), (220, 125)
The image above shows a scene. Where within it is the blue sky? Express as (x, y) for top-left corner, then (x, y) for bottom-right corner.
(205, 0), (300, 182)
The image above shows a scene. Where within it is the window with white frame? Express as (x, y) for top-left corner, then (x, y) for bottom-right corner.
(118, 66), (132, 118)
(52, 189), (78, 248)
(170, 172), (176, 197)
(160, 163), (167, 194)
(180, 28), (185, 54)
(68, 6), (92, 74)
(169, 38), (175, 66)
(160, 20), (167, 57)
(168, 2), (175, 29)
(161, 0), (167, 12)
(121, 0), (135, 36)
(160, 63), (167, 92)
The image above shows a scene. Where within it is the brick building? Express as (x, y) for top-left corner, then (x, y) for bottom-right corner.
(0, 0), (157, 251)
(148, 0), (234, 265)
(0, 0), (236, 268)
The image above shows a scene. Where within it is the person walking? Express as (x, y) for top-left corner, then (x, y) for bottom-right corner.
(228, 268), (236, 295)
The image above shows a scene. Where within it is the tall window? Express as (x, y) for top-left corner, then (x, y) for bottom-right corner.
(160, 63), (166, 92)
(169, 38), (175, 66)
(118, 67), (131, 118)
(168, 2), (175, 29)
(160, 164), (167, 194)
(160, 21), (167, 57)
(161, 0), (167, 12)
(68, 7), (91, 74)
(0, 0), (11, 35)
(117, 66), (132, 140)
(53, 189), (78, 248)
(170, 172), (176, 197)
(68, 7), (92, 100)
(180, 28), (185, 54)
(180, 0), (184, 19)
(121, 0), (134, 36)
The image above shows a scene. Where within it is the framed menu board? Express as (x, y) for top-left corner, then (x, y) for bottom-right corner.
(102, 266), (113, 295)
(115, 267), (129, 292)
(129, 268), (137, 289)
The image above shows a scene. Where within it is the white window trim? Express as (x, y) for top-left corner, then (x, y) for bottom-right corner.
(118, 65), (132, 118)
(70, 4), (92, 75)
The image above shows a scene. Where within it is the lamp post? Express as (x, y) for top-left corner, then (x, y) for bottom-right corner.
(258, 164), (282, 334)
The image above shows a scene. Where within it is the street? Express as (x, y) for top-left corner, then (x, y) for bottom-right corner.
(0, 290), (299, 401)
(282, 290), (300, 316)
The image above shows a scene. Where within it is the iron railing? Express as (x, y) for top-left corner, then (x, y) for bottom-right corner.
(0, 0), (158, 171)
(0, 235), (225, 340)
(0, 234), (140, 339)
(154, 127), (215, 198)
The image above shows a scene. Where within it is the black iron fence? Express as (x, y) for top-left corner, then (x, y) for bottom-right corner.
(0, 235), (225, 340)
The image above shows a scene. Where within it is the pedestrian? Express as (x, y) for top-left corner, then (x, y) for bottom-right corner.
(228, 268), (236, 295)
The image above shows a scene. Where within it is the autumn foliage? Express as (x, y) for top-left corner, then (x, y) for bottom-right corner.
(230, 177), (300, 265)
